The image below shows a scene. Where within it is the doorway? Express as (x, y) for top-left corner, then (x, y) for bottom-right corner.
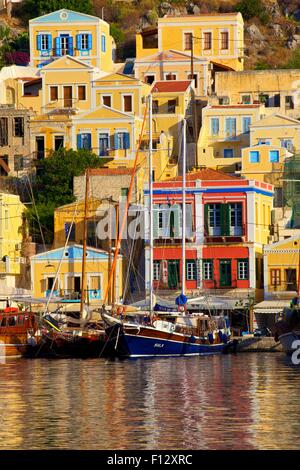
(54, 135), (64, 151)
(285, 269), (297, 291)
(220, 260), (231, 287)
(64, 86), (73, 108)
(36, 136), (45, 160)
(168, 260), (179, 289)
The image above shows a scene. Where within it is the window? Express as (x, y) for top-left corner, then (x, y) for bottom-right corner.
(115, 132), (130, 150)
(241, 95), (251, 104)
(225, 117), (236, 138)
(121, 188), (128, 197)
(54, 136), (64, 151)
(269, 150), (279, 163)
(285, 95), (294, 110)
(152, 100), (159, 114)
(78, 85), (86, 101)
(99, 133), (109, 156)
(238, 260), (249, 280)
(203, 32), (212, 50)
(77, 133), (91, 150)
(230, 203), (242, 235)
(258, 139), (270, 145)
(64, 223), (75, 242)
(281, 139), (293, 151)
(271, 269), (280, 287)
(37, 34), (51, 52)
(203, 260), (213, 280)
(184, 33), (192, 50)
(102, 95), (111, 107)
(57, 35), (73, 56)
(165, 73), (176, 80)
(14, 117), (24, 137)
(123, 95), (132, 112)
(187, 74), (198, 89)
(186, 260), (196, 281)
(167, 99), (176, 113)
(259, 94), (269, 106)
(14, 155), (24, 171)
(224, 149), (234, 158)
(221, 31), (229, 50)
(101, 35), (106, 52)
(207, 204), (221, 235)
(211, 118), (219, 136)
(78, 33), (92, 51)
(158, 210), (163, 229)
(249, 150), (260, 163)
(0, 118), (8, 147)
(50, 86), (58, 102)
(153, 261), (160, 281)
(145, 75), (155, 84)
(242, 117), (251, 134)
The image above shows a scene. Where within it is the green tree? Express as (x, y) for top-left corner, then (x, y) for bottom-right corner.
(21, 0), (93, 20)
(110, 23), (125, 44)
(235, 0), (269, 23)
(26, 148), (110, 244)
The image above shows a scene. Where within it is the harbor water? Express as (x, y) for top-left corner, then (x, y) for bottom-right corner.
(0, 353), (300, 450)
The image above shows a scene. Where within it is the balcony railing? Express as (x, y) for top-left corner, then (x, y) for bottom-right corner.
(42, 98), (80, 115)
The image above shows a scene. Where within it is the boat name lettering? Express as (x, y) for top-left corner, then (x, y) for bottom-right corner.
(154, 343), (164, 348)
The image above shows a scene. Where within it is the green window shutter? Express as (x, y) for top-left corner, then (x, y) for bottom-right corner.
(221, 204), (230, 236)
(204, 204), (209, 235)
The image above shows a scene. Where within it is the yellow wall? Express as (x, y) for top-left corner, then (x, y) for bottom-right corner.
(29, 9), (114, 71)
(0, 193), (25, 276)
(30, 246), (124, 302)
(136, 13), (244, 71)
(215, 70), (300, 119)
(241, 145), (288, 186)
(264, 236), (300, 294)
(197, 104), (263, 170)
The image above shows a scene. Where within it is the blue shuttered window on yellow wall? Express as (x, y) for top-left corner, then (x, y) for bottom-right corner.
(55, 37), (61, 56)
(77, 133), (91, 150)
(37, 34), (52, 51)
(114, 132), (130, 150)
(76, 34), (92, 51)
(101, 35), (106, 52)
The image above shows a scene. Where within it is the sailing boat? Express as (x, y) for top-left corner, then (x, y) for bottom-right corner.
(26, 170), (112, 358)
(101, 95), (232, 358)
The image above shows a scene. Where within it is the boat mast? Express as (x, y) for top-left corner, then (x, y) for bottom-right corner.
(182, 119), (187, 296)
(149, 93), (154, 312)
(80, 169), (89, 317)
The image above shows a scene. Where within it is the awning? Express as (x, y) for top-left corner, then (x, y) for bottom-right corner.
(254, 300), (290, 314)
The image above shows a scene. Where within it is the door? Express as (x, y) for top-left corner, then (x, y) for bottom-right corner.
(99, 133), (109, 156)
(64, 86), (73, 108)
(74, 276), (81, 298)
(89, 275), (101, 300)
(285, 269), (297, 291)
(36, 136), (45, 160)
(220, 260), (231, 287)
(54, 136), (64, 151)
(168, 260), (179, 289)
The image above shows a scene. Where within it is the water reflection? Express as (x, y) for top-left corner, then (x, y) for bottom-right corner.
(0, 354), (299, 449)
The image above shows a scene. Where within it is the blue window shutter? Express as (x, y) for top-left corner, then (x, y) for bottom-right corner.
(55, 37), (61, 56)
(269, 150), (279, 163)
(101, 35), (106, 52)
(87, 34), (92, 50)
(87, 133), (91, 150)
(124, 132), (130, 149)
(68, 37), (74, 56)
(76, 34), (82, 51)
(37, 34), (42, 51)
(47, 34), (52, 51)
(77, 134), (82, 150)
(114, 133), (119, 150)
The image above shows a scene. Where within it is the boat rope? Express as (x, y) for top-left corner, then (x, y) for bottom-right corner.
(114, 324), (120, 350)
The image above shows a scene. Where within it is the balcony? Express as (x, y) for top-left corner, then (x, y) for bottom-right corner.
(42, 98), (80, 116)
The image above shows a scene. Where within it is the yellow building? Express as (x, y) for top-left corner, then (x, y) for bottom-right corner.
(263, 235), (300, 298)
(30, 244), (123, 303)
(0, 192), (26, 289)
(214, 69), (300, 119)
(197, 104), (264, 172)
(241, 114), (300, 187)
(136, 13), (244, 71)
(29, 9), (114, 71)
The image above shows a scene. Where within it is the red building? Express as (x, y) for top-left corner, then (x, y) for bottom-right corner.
(144, 168), (273, 295)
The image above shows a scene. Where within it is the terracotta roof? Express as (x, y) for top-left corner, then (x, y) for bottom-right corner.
(167, 168), (241, 182)
(88, 168), (133, 176)
(152, 80), (192, 93)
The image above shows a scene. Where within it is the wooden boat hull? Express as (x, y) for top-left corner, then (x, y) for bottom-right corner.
(26, 329), (114, 358)
(0, 333), (31, 358)
(106, 324), (228, 358)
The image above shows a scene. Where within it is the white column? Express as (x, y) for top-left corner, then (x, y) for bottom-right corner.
(195, 192), (204, 244)
(248, 244), (256, 289)
(246, 191), (255, 243)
